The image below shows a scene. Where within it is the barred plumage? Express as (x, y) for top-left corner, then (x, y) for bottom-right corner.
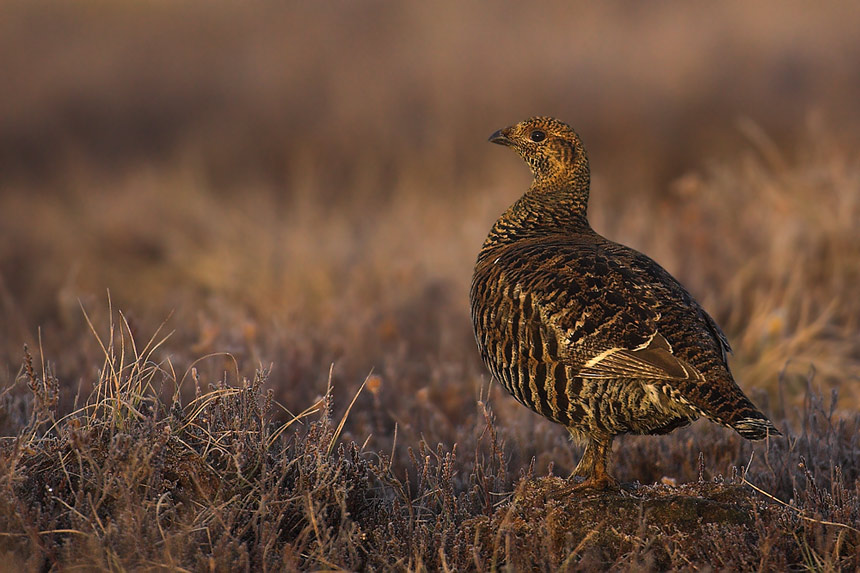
(470, 117), (780, 490)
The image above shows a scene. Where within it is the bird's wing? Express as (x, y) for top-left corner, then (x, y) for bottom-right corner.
(499, 238), (720, 384)
(577, 332), (702, 382)
(614, 241), (732, 361)
(702, 309), (732, 360)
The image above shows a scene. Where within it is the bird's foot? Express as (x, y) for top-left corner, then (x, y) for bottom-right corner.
(549, 473), (620, 498)
(568, 473), (620, 492)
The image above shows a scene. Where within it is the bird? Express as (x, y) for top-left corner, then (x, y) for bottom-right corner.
(470, 116), (780, 491)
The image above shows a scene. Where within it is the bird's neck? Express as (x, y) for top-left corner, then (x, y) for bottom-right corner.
(478, 182), (592, 262)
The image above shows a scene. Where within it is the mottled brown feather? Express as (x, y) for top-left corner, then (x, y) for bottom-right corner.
(471, 117), (780, 489)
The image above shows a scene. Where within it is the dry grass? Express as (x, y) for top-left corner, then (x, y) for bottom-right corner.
(1, 1), (859, 570)
(1, 316), (858, 570)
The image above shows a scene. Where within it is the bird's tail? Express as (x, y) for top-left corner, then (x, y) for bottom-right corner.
(670, 365), (782, 441)
(730, 411), (782, 440)
(695, 376), (782, 440)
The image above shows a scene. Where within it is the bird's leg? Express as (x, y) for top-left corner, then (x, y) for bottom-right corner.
(570, 439), (598, 479)
(568, 437), (618, 491)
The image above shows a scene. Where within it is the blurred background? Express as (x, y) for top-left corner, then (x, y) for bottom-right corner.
(1, 1), (858, 472)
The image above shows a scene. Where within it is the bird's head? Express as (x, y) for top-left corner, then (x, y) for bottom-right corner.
(489, 116), (589, 191)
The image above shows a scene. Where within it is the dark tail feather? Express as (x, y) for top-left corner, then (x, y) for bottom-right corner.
(732, 415), (782, 440)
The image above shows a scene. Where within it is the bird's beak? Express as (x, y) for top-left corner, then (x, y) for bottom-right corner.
(489, 128), (513, 146)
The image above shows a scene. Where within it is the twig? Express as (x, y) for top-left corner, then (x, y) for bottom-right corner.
(742, 477), (860, 536)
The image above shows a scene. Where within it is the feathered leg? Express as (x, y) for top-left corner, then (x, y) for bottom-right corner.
(568, 436), (618, 491)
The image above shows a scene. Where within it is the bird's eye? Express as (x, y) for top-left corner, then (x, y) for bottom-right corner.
(529, 130), (546, 142)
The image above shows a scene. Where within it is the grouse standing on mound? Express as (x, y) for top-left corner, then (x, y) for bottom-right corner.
(470, 116), (780, 490)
